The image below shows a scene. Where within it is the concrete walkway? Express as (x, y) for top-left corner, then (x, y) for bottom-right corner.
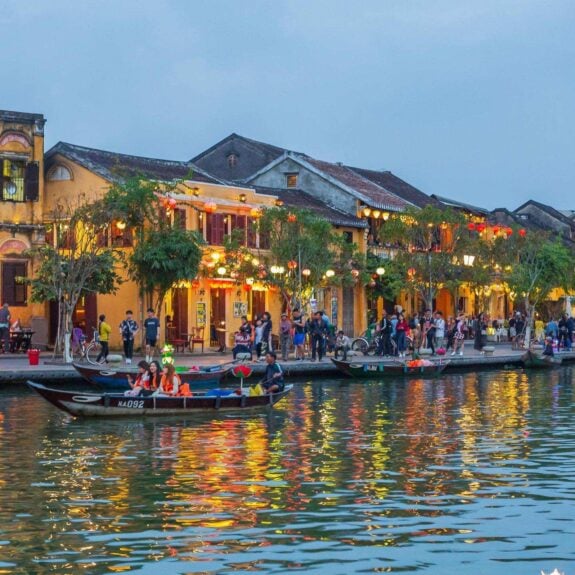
(2, 341), (574, 385)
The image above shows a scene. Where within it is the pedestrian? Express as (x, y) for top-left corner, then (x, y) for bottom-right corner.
(254, 318), (264, 360)
(474, 312), (487, 353)
(119, 309), (139, 364)
(292, 309), (306, 360)
(259, 311), (273, 360)
(408, 313), (421, 351)
(451, 313), (467, 356)
(143, 308), (160, 362)
(395, 313), (409, 357)
(422, 309), (436, 355)
(0, 303), (11, 353)
(310, 312), (329, 362)
(434, 311), (445, 350)
(95, 314), (112, 363)
(376, 310), (392, 356)
(279, 312), (292, 361)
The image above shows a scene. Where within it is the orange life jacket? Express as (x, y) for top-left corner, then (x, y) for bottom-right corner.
(160, 375), (180, 395)
(178, 383), (192, 397)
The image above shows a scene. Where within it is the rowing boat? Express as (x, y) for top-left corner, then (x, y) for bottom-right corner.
(27, 381), (292, 417)
(331, 358), (450, 378)
(72, 362), (230, 391)
(520, 350), (563, 369)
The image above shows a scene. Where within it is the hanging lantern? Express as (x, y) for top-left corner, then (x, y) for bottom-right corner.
(506, 228), (513, 237)
(168, 198), (177, 209)
(476, 223), (486, 233)
(351, 269), (360, 278)
(467, 222), (476, 231)
(407, 267), (416, 277)
(204, 202), (217, 213)
(302, 268), (311, 277)
(519, 228), (526, 237)
(325, 269), (335, 278)
(250, 207), (262, 218)
(191, 279), (201, 289)
(287, 260), (298, 270)
(492, 225), (500, 235)
(287, 212), (297, 223)
(217, 266), (227, 276)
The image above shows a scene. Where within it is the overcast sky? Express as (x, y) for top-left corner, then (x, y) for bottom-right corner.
(2, 0), (574, 209)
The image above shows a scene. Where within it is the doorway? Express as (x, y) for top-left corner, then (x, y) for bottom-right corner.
(171, 287), (189, 340)
(210, 288), (227, 347)
(251, 290), (266, 320)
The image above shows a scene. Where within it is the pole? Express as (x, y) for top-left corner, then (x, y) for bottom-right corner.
(428, 249), (433, 313)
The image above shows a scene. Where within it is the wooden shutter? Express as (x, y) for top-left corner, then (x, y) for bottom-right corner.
(24, 162), (40, 201)
(2, 262), (27, 306)
(207, 213), (226, 245)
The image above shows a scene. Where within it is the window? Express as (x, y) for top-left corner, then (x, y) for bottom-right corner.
(48, 164), (72, 181)
(285, 173), (298, 188)
(343, 231), (353, 244)
(205, 213), (227, 245)
(1, 159), (39, 202)
(173, 208), (187, 230)
(2, 262), (27, 306)
(227, 153), (238, 168)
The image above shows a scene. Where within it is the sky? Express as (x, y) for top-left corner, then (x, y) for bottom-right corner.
(2, 0), (574, 210)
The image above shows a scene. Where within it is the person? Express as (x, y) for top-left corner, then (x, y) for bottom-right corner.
(119, 310), (139, 364)
(292, 309), (306, 361)
(259, 311), (273, 360)
(261, 351), (284, 394)
(143, 308), (160, 362)
(238, 315), (252, 338)
(254, 318), (264, 361)
(422, 309), (436, 355)
(309, 312), (329, 362)
(72, 324), (85, 356)
(124, 360), (150, 396)
(445, 316), (456, 352)
(451, 313), (467, 356)
(154, 363), (181, 396)
(395, 313), (409, 357)
(408, 312), (421, 351)
(558, 314), (571, 351)
(542, 336), (554, 357)
(376, 310), (392, 356)
(534, 317), (545, 343)
(279, 312), (292, 361)
(232, 327), (252, 360)
(434, 311), (445, 350)
(0, 303), (11, 353)
(334, 330), (351, 360)
(95, 314), (112, 363)
(10, 318), (22, 332)
(147, 360), (162, 393)
(474, 312), (487, 353)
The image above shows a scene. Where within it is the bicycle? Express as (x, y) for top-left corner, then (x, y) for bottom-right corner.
(76, 328), (102, 364)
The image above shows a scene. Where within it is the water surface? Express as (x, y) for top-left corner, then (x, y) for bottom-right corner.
(1, 368), (574, 574)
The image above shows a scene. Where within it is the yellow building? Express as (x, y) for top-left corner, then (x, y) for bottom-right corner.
(0, 110), (48, 345)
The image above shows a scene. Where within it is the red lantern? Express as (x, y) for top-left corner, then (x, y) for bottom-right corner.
(506, 228), (513, 237)
(476, 223), (486, 233)
(287, 260), (298, 270)
(467, 222), (476, 231)
(204, 202), (217, 213)
(492, 226), (500, 235)
(287, 213), (297, 223)
(191, 279), (201, 289)
(407, 267), (416, 277)
(519, 228), (526, 237)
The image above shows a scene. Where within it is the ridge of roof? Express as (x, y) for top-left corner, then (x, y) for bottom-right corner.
(47, 141), (226, 185)
(431, 194), (490, 215)
(514, 199), (575, 227)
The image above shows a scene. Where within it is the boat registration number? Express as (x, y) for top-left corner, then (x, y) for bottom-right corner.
(118, 400), (145, 409)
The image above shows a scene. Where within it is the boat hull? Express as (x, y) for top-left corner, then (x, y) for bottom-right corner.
(72, 362), (230, 391)
(331, 358), (449, 378)
(520, 350), (563, 369)
(27, 381), (292, 417)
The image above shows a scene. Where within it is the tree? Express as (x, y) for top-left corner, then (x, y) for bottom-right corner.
(240, 207), (366, 311)
(382, 206), (468, 311)
(27, 200), (122, 362)
(504, 231), (575, 344)
(130, 225), (203, 315)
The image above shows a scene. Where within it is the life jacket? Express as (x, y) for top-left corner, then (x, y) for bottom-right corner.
(160, 375), (174, 394)
(146, 373), (159, 391)
(178, 383), (192, 397)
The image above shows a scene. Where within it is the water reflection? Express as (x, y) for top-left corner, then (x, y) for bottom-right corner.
(0, 369), (574, 574)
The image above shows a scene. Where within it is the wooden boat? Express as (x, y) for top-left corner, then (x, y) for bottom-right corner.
(331, 358), (450, 378)
(27, 381), (293, 417)
(72, 361), (231, 391)
(520, 349), (563, 369)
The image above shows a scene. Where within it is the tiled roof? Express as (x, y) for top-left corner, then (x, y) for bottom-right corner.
(515, 200), (575, 228)
(432, 194), (490, 216)
(348, 167), (439, 208)
(0, 109), (44, 123)
(191, 133), (302, 182)
(302, 157), (408, 211)
(254, 186), (367, 228)
(46, 141), (224, 185)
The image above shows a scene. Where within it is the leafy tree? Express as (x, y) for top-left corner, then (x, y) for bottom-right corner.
(130, 226), (203, 314)
(381, 206), (468, 311)
(503, 231), (575, 343)
(27, 199), (122, 362)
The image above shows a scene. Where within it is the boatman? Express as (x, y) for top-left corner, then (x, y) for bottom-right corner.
(261, 351), (284, 394)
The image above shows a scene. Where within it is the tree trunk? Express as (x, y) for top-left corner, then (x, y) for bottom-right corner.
(524, 296), (533, 349)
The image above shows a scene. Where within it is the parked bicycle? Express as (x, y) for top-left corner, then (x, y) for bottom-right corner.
(351, 326), (413, 356)
(76, 328), (102, 364)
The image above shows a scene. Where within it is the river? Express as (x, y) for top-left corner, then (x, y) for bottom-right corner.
(1, 368), (574, 574)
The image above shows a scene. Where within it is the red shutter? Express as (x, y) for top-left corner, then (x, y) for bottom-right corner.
(24, 162), (40, 201)
(207, 213), (226, 245)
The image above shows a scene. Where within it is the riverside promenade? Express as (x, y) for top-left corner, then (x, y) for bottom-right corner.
(2, 342), (574, 384)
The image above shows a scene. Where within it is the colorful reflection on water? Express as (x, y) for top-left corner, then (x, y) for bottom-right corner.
(0, 368), (574, 574)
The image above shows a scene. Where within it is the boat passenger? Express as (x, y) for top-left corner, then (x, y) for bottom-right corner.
(124, 360), (150, 396)
(261, 351), (284, 394)
(334, 330), (351, 360)
(542, 336), (554, 357)
(154, 363), (181, 396)
(147, 360), (162, 393)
